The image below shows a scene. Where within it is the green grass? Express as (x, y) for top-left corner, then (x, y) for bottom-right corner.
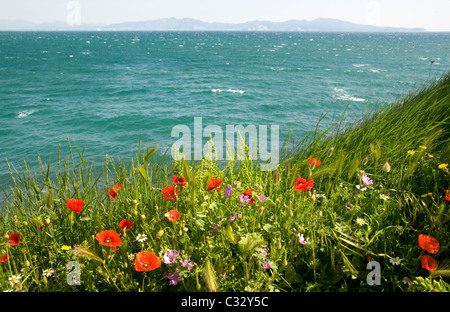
(0, 72), (449, 292)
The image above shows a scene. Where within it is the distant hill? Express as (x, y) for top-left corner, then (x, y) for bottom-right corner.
(0, 17), (426, 32)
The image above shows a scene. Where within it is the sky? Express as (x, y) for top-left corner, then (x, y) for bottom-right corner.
(0, 0), (449, 31)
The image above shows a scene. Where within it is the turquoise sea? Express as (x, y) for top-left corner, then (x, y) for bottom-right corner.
(0, 31), (449, 188)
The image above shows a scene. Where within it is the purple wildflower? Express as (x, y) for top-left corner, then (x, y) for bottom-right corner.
(263, 259), (271, 269)
(259, 247), (269, 256)
(224, 184), (232, 198)
(239, 193), (251, 205)
(257, 195), (266, 202)
(180, 257), (195, 270)
(167, 270), (182, 285)
(210, 224), (219, 233)
(228, 212), (240, 222)
(163, 250), (180, 264)
(298, 233), (307, 245)
(362, 175), (373, 186)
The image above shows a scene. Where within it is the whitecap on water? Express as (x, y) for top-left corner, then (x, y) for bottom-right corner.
(211, 89), (245, 94)
(332, 87), (366, 102)
(352, 64), (370, 68)
(16, 110), (35, 119)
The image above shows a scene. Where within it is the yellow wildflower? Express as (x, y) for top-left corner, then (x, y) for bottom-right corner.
(407, 150), (416, 155)
(61, 245), (71, 251)
(438, 163), (448, 169)
(419, 145), (427, 150)
(427, 154), (434, 158)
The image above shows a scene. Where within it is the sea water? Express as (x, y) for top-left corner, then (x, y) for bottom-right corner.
(0, 31), (449, 187)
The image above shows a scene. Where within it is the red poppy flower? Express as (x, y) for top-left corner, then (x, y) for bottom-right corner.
(119, 219), (133, 231)
(162, 185), (178, 201)
(9, 232), (21, 246)
(172, 175), (187, 187)
(294, 177), (314, 191)
(109, 183), (124, 200)
(420, 255), (438, 272)
(445, 190), (450, 201)
(135, 251), (161, 272)
(0, 254), (10, 262)
(66, 199), (85, 213)
(418, 234), (440, 254)
(95, 230), (122, 252)
(242, 189), (255, 204)
(207, 178), (223, 191)
(309, 158), (322, 167)
(165, 209), (181, 222)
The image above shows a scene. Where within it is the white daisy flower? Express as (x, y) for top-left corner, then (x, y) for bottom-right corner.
(316, 194), (326, 199)
(8, 274), (22, 287)
(356, 218), (366, 226)
(43, 268), (54, 277)
(128, 254), (135, 260)
(380, 194), (390, 200)
(402, 277), (412, 285)
(136, 233), (147, 242)
(389, 256), (402, 266)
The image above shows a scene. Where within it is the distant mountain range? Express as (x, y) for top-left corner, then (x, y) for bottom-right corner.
(0, 17), (426, 32)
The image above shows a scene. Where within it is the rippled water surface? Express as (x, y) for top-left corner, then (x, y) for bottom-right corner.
(0, 31), (449, 185)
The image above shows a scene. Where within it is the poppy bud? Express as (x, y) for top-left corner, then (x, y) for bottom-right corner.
(327, 146), (335, 158)
(4, 234), (9, 239)
(289, 209), (293, 217)
(362, 156), (369, 166)
(383, 162), (391, 173)
(132, 199), (138, 205)
(132, 210), (138, 217)
(155, 230), (164, 238)
(140, 214), (146, 222)
(259, 206), (265, 215)
(25, 260), (30, 267)
(179, 229), (183, 236)
(45, 218), (51, 225)
(310, 194), (316, 202)
(23, 221), (28, 227)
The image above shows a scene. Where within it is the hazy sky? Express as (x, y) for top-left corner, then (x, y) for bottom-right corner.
(1, 0), (449, 31)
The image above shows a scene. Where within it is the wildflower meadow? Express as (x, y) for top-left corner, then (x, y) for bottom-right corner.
(0, 72), (449, 293)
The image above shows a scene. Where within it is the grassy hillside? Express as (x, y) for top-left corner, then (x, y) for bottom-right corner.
(0, 72), (449, 292)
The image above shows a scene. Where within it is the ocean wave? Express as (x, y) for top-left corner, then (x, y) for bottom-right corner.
(211, 89), (245, 94)
(352, 64), (370, 68)
(333, 87), (366, 102)
(16, 110), (35, 119)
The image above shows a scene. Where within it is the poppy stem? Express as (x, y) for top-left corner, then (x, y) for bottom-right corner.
(69, 211), (74, 233)
(102, 263), (121, 292)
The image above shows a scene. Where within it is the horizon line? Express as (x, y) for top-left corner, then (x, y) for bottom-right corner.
(0, 16), (441, 32)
